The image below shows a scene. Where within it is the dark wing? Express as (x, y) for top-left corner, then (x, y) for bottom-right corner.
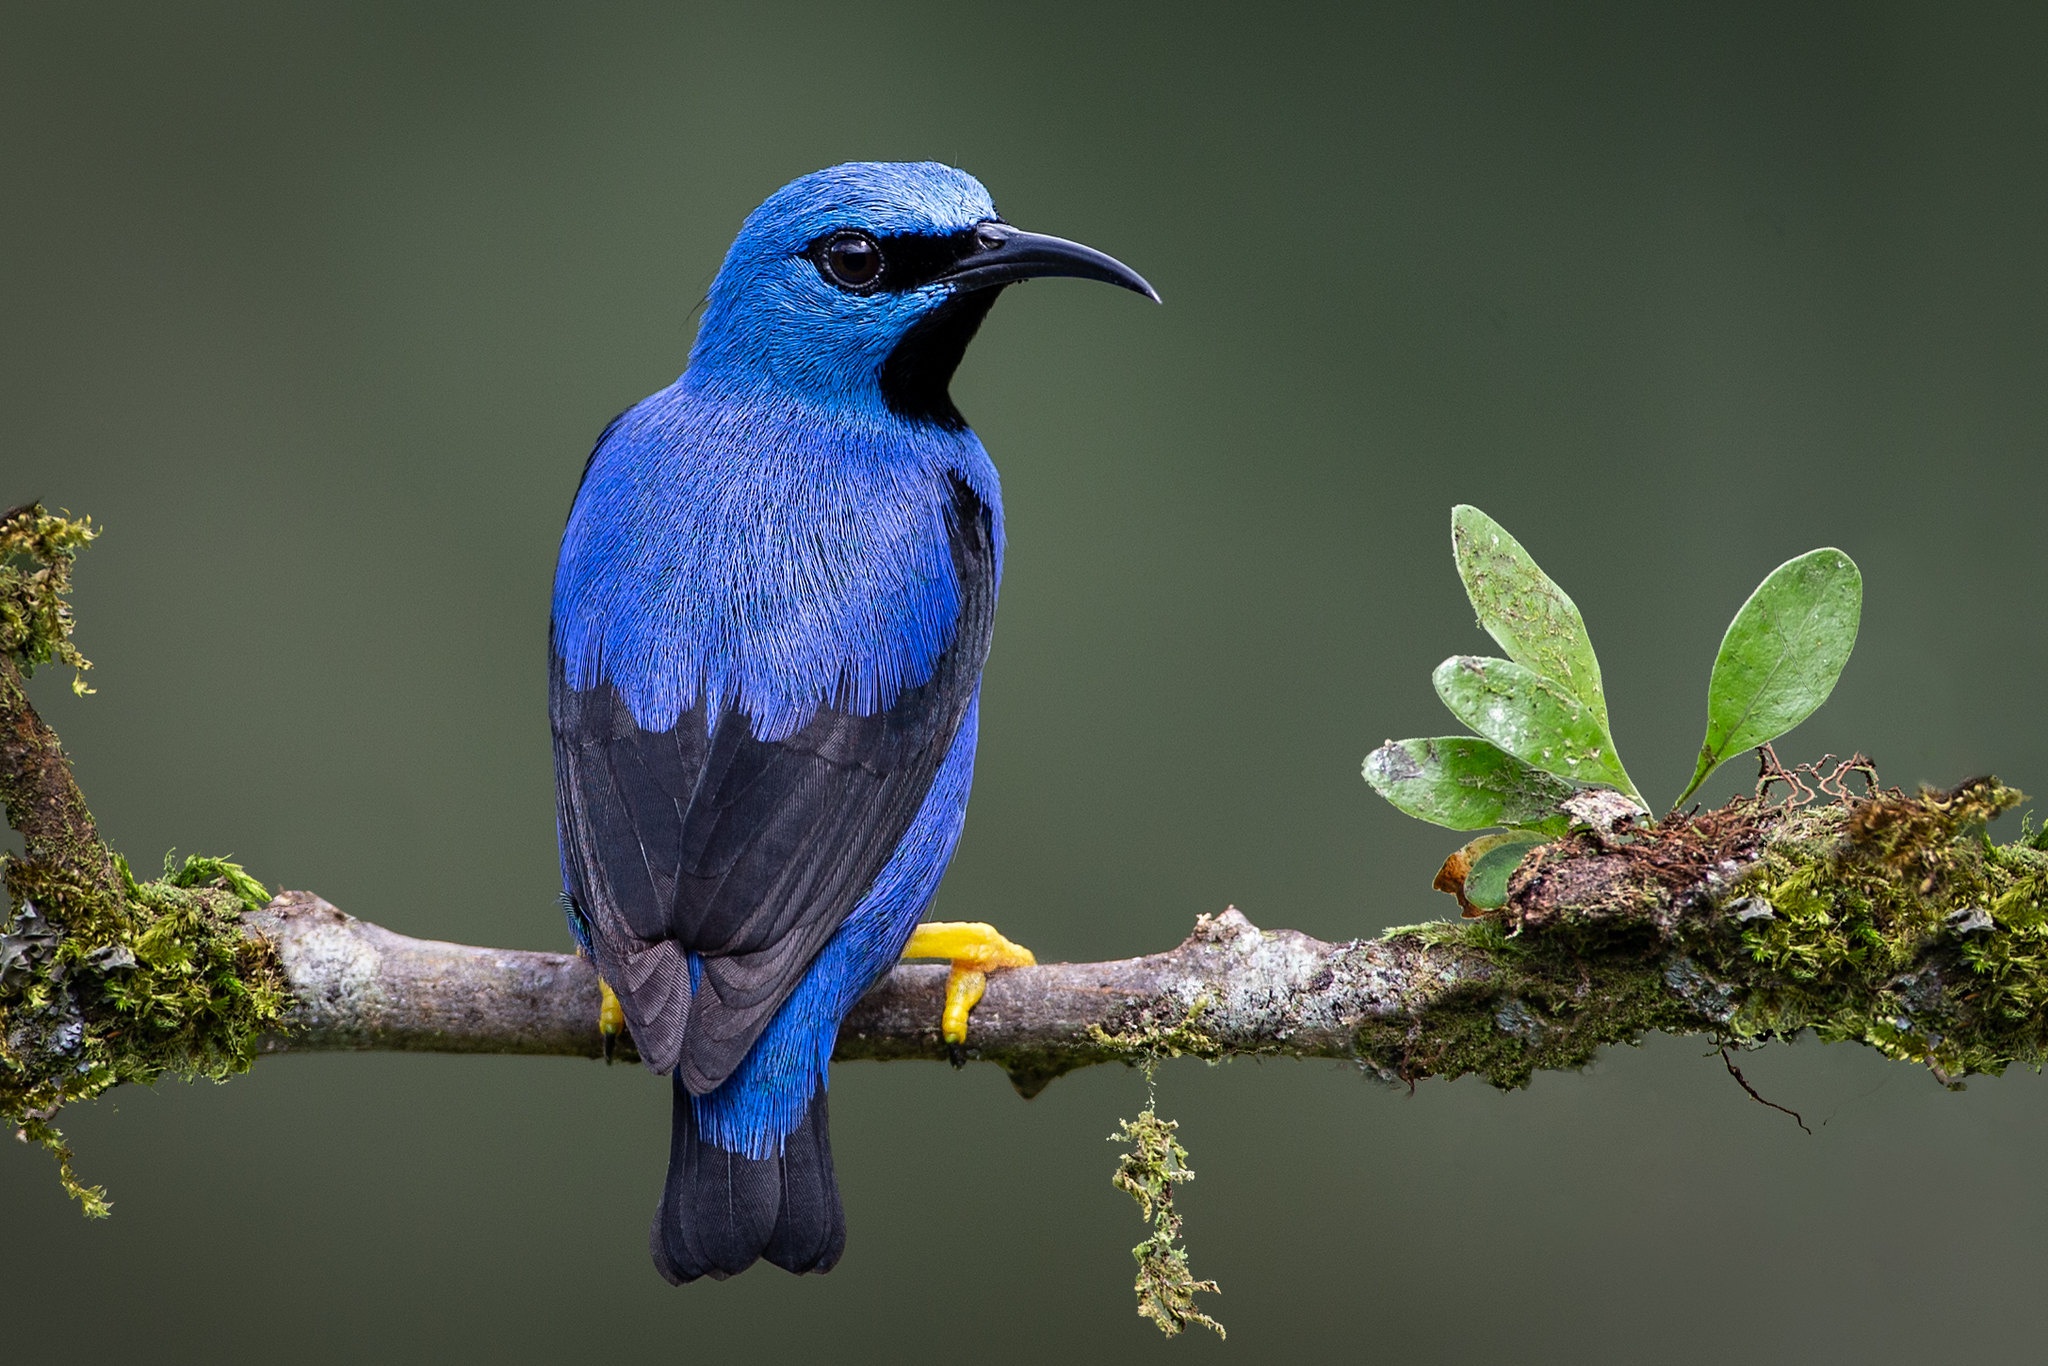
(552, 476), (995, 1092)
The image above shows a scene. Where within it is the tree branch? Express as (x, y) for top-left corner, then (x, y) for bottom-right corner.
(6, 503), (2048, 1145)
(243, 759), (2048, 1100)
(245, 888), (1572, 1097)
(0, 654), (117, 900)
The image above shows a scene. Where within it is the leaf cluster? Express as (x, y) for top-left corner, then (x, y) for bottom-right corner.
(1365, 505), (1861, 906)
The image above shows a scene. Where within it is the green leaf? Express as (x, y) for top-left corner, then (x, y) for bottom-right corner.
(1451, 505), (1609, 727)
(1363, 737), (1573, 836)
(1462, 833), (1547, 910)
(1433, 655), (1646, 808)
(1675, 547), (1863, 808)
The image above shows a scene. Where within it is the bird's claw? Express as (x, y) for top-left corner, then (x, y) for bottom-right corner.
(598, 977), (626, 1065)
(899, 921), (1036, 1045)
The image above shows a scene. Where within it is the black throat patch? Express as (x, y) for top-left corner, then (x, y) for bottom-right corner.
(802, 225), (1005, 430)
(879, 287), (1004, 431)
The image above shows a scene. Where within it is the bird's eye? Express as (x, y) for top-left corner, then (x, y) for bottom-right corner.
(818, 232), (884, 291)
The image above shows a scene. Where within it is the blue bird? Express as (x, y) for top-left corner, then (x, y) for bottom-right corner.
(550, 161), (1155, 1282)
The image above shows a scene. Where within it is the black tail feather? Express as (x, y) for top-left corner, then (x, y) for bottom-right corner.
(763, 1093), (845, 1275)
(651, 1077), (846, 1284)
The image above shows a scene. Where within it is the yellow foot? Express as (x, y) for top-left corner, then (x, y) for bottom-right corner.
(900, 921), (1037, 1045)
(598, 977), (626, 1063)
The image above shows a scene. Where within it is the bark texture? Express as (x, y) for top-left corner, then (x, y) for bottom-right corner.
(246, 890), (1527, 1093)
(0, 655), (116, 899)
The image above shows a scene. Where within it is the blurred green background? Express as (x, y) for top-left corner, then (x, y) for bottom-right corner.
(5, 3), (2046, 1361)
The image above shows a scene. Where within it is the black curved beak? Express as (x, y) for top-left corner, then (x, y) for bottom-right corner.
(938, 223), (1160, 302)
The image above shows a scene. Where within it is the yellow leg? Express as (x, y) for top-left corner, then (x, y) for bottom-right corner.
(900, 921), (1037, 1045)
(598, 977), (626, 1063)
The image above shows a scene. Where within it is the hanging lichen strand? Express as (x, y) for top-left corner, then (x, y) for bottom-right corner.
(1110, 1072), (1224, 1340)
(0, 503), (98, 694)
(0, 506), (289, 1214)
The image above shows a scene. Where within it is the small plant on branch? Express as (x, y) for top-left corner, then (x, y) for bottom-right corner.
(1364, 505), (1862, 907)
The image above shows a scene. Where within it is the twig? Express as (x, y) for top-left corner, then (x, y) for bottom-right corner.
(1719, 1046), (1812, 1135)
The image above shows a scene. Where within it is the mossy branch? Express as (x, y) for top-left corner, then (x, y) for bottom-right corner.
(8, 503), (2048, 1227)
(213, 777), (2048, 1101)
(1, 507), (288, 1213)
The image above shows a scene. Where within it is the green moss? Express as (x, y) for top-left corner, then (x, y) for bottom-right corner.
(1, 510), (289, 1213)
(1087, 996), (1223, 1063)
(1361, 920), (1692, 1088)
(1700, 782), (2048, 1085)
(1, 504), (97, 694)
(1362, 781), (2048, 1094)
(2, 852), (289, 1214)
(1109, 1070), (1224, 1340)
(1094, 1006), (1228, 1337)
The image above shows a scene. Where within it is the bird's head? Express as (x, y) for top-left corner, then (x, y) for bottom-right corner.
(686, 161), (1156, 428)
